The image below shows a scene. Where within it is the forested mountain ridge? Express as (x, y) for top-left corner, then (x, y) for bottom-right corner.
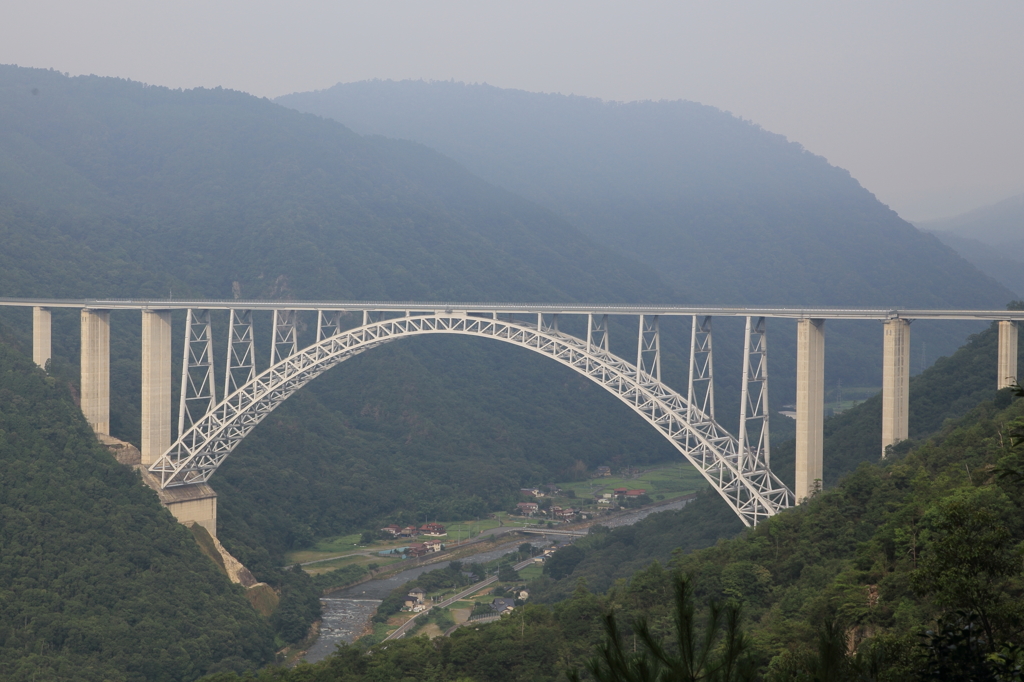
(277, 80), (1013, 309)
(278, 79), (1018, 395)
(0, 65), (686, 571)
(0, 340), (274, 681)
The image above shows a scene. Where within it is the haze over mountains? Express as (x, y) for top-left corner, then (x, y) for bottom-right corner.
(278, 79), (1018, 396)
(917, 193), (1024, 297)
(278, 80), (1014, 308)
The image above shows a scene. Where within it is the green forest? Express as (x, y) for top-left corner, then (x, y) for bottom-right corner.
(0, 341), (275, 680)
(195, 383), (1024, 681)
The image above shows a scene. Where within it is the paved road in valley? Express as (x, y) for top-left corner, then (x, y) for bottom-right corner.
(383, 556), (538, 641)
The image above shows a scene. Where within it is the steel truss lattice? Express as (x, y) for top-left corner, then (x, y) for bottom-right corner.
(150, 312), (793, 525)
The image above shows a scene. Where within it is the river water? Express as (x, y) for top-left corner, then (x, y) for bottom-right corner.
(302, 497), (690, 663)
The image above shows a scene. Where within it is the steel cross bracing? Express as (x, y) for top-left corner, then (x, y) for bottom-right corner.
(224, 309), (255, 399)
(687, 315), (715, 425)
(177, 309), (217, 439)
(149, 312), (794, 526)
(738, 317), (771, 472)
(636, 315), (661, 385)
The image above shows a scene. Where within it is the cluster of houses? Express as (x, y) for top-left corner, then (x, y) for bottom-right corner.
(378, 538), (445, 558)
(597, 488), (647, 504)
(515, 502), (582, 520)
(380, 522), (447, 538)
(518, 485), (562, 498)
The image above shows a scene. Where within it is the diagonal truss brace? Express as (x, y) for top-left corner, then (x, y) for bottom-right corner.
(224, 309), (255, 399)
(318, 310), (346, 342)
(177, 309), (216, 439)
(687, 315), (714, 424)
(637, 315), (661, 384)
(271, 310), (298, 365)
(738, 316), (771, 471)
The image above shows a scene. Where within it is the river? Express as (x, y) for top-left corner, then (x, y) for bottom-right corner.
(302, 496), (691, 663)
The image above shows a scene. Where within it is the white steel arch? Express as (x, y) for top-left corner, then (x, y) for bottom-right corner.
(149, 314), (793, 525)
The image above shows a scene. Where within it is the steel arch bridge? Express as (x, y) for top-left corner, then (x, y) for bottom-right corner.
(150, 311), (793, 526)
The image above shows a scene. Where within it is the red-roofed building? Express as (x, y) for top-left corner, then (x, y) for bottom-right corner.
(625, 489), (647, 498)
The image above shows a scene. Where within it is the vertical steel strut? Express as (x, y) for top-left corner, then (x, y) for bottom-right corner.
(738, 316), (771, 471)
(270, 310), (298, 365)
(687, 315), (714, 424)
(636, 315), (661, 384)
(317, 310), (345, 342)
(224, 309), (255, 399)
(587, 314), (609, 353)
(177, 309), (216, 439)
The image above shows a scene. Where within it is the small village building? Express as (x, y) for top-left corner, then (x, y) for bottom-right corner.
(516, 502), (539, 515)
(399, 525), (420, 537)
(613, 488), (629, 497)
(491, 597), (516, 614)
(420, 523), (447, 536)
(381, 524), (402, 536)
(596, 466), (612, 477)
(625, 489), (647, 498)
(407, 542), (430, 557)
(404, 587), (427, 609)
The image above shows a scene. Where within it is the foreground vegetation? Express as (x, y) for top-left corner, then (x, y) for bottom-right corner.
(200, 386), (1024, 680)
(0, 343), (275, 680)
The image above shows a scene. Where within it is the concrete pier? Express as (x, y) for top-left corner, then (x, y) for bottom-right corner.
(881, 319), (911, 457)
(32, 307), (51, 369)
(80, 309), (110, 435)
(795, 319), (825, 501)
(141, 310), (172, 465)
(998, 321), (1018, 390)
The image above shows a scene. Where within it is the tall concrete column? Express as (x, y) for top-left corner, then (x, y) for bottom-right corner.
(881, 318), (911, 457)
(141, 310), (172, 465)
(32, 307), (51, 370)
(80, 309), (110, 435)
(795, 319), (824, 502)
(998, 321), (1018, 390)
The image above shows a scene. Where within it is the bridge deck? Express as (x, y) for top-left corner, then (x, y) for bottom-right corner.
(1, 297), (1022, 321)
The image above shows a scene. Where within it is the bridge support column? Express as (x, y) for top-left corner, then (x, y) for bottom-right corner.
(80, 309), (110, 435)
(881, 319), (910, 457)
(141, 310), (172, 466)
(795, 319), (824, 502)
(998, 321), (1018, 389)
(32, 307), (51, 369)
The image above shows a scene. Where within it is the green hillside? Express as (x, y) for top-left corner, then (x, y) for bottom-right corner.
(0, 340), (274, 681)
(277, 79), (1017, 395)
(200, 385), (1024, 682)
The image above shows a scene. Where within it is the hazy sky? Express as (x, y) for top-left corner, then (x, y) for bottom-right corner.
(3, 1), (1022, 221)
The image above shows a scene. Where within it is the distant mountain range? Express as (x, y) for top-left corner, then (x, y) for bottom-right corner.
(916, 193), (1024, 296)
(277, 79), (1018, 394)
